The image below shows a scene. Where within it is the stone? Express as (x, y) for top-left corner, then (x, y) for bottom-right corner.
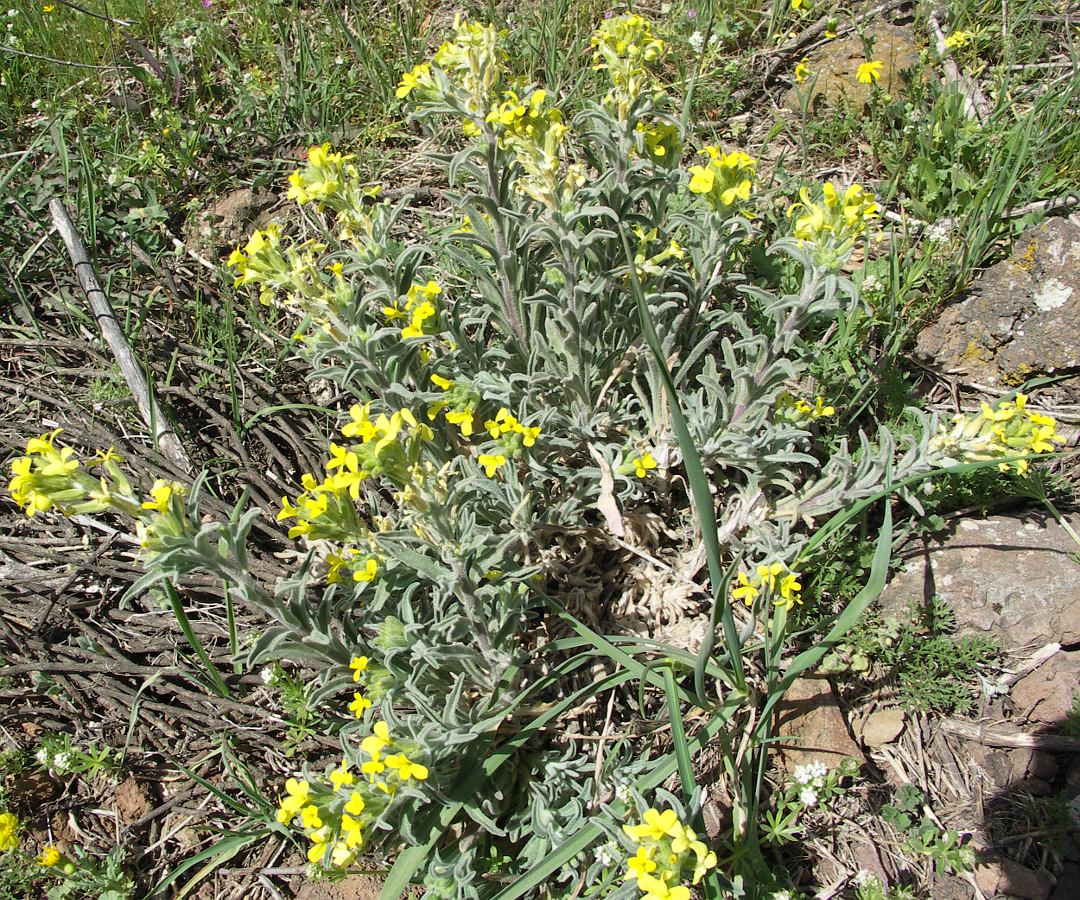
(782, 24), (920, 112)
(914, 217), (1080, 402)
(855, 708), (906, 748)
(184, 186), (277, 255)
(1011, 651), (1080, 725)
(775, 676), (866, 772)
(975, 856), (1052, 900)
(877, 514), (1080, 653)
(1050, 862), (1080, 899)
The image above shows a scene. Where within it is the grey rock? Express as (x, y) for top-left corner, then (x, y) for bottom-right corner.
(915, 217), (1080, 402)
(878, 514), (1080, 652)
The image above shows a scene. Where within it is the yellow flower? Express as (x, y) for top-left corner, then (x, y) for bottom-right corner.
(361, 721), (391, 758)
(37, 845), (61, 866)
(775, 573), (803, 610)
(275, 778), (309, 824)
(430, 373), (453, 391)
(345, 791), (365, 816)
(384, 753), (429, 781)
(794, 58), (810, 84)
(341, 814), (364, 848)
(446, 408), (475, 437)
(623, 807), (682, 843)
(140, 479), (176, 512)
(396, 62), (433, 99)
(636, 874), (690, 900)
(43, 4), (55, 12)
(353, 557), (379, 582)
(756, 562), (784, 591)
(856, 60), (883, 85)
(329, 762), (355, 791)
(478, 454), (507, 477)
(791, 0), (809, 8)
(350, 656), (369, 681)
(731, 571), (759, 606)
(0, 812), (18, 851)
(348, 693), (372, 718)
(625, 845), (657, 881)
(300, 804), (323, 829)
(632, 453), (657, 478)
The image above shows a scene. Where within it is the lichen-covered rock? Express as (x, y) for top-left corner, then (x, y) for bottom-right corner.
(877, 514), (1080, 651)
(782, 24), (920, 112)
(915, 217), (1080, 401)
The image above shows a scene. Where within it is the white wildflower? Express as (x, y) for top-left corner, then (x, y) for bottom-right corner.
(709, 33), (720, 46)
(35, 747), (51, 766)
(52, 752), (71, 773)
(926, 221), (950, 243)
(862, 274), (882, 293)
(688, 31), (704, 53)
(799, 786), (818, 806)
(773, 892), (792, 900)
(853, 868), (878, 886)
(595, 841), (620, 868)
(260, 666), (275, 684)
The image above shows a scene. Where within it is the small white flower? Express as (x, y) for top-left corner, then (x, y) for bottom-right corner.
(7, 9), (16, 17)
(260, 666), (274, 684)
(853, 868), (879, 887)
(35, 748), (50, 765)
(773, 892), (792, 900)
(708, 33), (720, 46)
(799, 786), (818, 806)
(863, 274), (882, 293)
(52, 752), (71, 772)
(595, 841), (620, 868)
(334, 56), (344, 65)
(688, 31), (704, 53)
(926, 222), (950, 243)
(614, 782), (633, 804)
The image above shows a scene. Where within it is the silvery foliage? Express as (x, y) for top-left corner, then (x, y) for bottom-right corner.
(134, 90), (938, 892)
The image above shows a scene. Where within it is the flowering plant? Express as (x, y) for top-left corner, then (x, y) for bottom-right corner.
(7, 12), (1067, 899)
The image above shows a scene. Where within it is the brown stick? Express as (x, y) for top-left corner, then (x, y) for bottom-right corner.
(47, 199), (192, 473)
(938, 718), (1080, 752)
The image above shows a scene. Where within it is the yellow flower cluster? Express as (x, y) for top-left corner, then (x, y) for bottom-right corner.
(944, 30), (974, 50)
(636, 122), (681, 164)
(431, 15), (505, 104)
(930, 393), (1066, 474)
(787, 181), (880, 268)
(631, 226), (685, 278)
(287, 143), (381, 215)
(479, 407), (541, 478)
(360, 720), (429, 795)
(775, 391), (836, 425)
(226, 225), (338, 311)
(0, 812), (18, 851)
(278, 405), (431, 549)
(731, 562), (802, 611)
(275, 775), (367, 868)
(383, 280), (442, 340)
(687, 147), (756, 213)
(590, 13), (666, 118)
(428, 373), (479, 439)
(7, 431), (187, 555)
(622, 807), (717, 900)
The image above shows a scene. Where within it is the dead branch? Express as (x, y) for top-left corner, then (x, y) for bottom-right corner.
(938, 718), (1080, 752)
(47, 199), (192, 473)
